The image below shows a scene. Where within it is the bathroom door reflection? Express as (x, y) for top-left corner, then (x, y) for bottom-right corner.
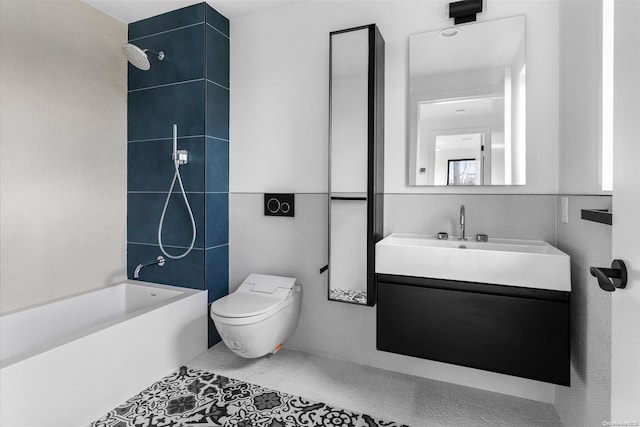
(425, 129), (489, 185)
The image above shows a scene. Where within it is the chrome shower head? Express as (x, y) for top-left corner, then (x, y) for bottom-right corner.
(123, 43), (164, 71)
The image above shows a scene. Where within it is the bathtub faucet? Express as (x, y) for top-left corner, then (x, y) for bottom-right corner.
(134, 256), (166, 279)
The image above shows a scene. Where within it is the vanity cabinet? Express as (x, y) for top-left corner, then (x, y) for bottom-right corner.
(377, 274), (570, 385)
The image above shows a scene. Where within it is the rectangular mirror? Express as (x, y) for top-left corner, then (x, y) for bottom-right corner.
(408, 15), (526, 186)
(329, 25), (384, 306)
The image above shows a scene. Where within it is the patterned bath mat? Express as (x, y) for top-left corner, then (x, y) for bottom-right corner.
(90, 366), (409, 427)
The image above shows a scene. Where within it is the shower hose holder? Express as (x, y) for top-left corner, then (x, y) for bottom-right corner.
(173, 149), (189, 165)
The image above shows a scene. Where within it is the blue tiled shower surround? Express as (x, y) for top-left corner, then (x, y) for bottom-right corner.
(127, 3), (229, 348)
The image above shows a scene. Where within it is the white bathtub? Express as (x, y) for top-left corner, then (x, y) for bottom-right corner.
(0, 280), (207, 426)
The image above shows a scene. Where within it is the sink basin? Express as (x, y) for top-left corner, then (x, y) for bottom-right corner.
(375, 233), (571, 292)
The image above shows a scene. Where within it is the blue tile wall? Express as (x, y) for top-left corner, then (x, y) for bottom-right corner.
(128, 80), (205, 141)
(205, 193), (229, 248)
(127, 243), (204, 289)
(206, 245), (229, 304)
(128, 137), (205, 192)
(127, 2), (229, 349)
(128, 24), (205, 91)
(205, 137), (229, 192)
(206, 82), (230, 140)
(206, 25), (229, 88)
(205, 4), (229, 37)
(128, 192), (205, 248)
(129, 3), (205, 41)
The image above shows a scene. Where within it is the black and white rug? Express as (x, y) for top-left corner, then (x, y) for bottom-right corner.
(90, 366), (408, 427)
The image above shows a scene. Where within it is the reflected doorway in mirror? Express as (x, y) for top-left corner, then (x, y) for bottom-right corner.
(408, 15), (526, 186)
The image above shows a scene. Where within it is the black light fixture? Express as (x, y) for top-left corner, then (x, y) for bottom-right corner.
(448, 0), (483, 25)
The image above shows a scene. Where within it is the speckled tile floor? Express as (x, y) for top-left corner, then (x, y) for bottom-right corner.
(189, 344), (564, 427)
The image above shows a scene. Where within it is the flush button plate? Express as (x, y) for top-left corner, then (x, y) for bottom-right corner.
(264, 193), (295, 217)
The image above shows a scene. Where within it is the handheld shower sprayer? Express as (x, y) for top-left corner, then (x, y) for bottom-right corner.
(173, 124), (177, 158)
(172, 124), (189, 165)
(157, 124), (196, 260)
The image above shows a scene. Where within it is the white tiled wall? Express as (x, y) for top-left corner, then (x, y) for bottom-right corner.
(0, 1), (127, 313)
(555, 195), (612, 427)
(384, 194), (557, 242)
(229, 194), (328, 293)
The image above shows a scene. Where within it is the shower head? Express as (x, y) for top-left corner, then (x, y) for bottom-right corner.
(123, 43), (164, 71)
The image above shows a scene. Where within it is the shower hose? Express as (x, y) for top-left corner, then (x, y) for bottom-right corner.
(157, 127), (196, 259)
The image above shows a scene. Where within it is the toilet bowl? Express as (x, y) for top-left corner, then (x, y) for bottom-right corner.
(210, 273), (302, 358)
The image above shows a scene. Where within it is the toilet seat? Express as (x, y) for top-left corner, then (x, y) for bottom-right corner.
(210, 273), (299, 326)
(211, 291), (289, 318)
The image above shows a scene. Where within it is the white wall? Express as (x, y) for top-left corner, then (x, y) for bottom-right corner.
(558, 0), (605, 195)
(555, 195), (612, 427)
(230, 1), (563, 402)
(610, 0), (640, 420)
(0, 0), (127, 313)
(331, 72), (368, 193)
(329, 202), (367, 293)
(555, 2), (616, 425)
(230, 0), (560, 194)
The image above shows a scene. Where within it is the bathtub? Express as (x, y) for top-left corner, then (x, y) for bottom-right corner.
(0, 280), (207, 426)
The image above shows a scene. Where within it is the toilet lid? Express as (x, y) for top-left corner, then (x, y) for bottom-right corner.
(210, 292), (287, 318)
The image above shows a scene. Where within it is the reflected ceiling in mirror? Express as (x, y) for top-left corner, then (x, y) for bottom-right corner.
(408, 15), (526, 186)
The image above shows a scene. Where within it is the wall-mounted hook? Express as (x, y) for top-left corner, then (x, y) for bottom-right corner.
(590, 259), (627, 292)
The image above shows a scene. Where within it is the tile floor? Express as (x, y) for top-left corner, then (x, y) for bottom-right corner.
(189, 344), (564, 427)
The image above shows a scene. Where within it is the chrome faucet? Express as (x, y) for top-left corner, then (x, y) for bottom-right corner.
(134, 256), (165, 279)
(459, 205), (466, 241)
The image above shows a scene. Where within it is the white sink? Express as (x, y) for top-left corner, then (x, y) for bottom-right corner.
(375, 233), (571, 292)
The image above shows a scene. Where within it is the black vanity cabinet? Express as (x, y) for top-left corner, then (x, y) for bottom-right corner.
(376, 274), (570, 386)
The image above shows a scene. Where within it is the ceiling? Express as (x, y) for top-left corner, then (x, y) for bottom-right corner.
(419, 96), (498, 126)
(82, 0), (304, 23)
(410, 15), (525, 77)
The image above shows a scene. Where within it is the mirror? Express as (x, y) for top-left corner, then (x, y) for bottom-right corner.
(409, 15), (526, 186)
(328, 25), (384, 306)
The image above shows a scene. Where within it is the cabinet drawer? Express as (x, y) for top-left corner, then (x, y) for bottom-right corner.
(377, 277), (570, 385)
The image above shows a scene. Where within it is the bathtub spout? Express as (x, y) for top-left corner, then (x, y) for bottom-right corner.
(134, 256), (165, 279)
(133, 264), (144, 279)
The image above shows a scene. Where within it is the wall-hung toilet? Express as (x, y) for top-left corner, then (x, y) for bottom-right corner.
(210, 274), (302, 358)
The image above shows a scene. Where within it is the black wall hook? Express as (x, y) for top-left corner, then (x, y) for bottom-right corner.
(590, 259), (627, 292)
